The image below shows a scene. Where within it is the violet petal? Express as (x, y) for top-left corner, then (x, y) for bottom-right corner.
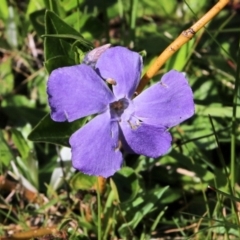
(47, 64), (115, 122)
(120, 121), (172, 158)
(70, 112), (122, 177)
(133, 70), (194, 128)
(96, 47), (142, 99)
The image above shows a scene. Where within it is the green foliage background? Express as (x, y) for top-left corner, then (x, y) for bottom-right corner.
(0, 0), (240, 239)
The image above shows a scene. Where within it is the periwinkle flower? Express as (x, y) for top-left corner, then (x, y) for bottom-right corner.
(47, 46), (194, 177)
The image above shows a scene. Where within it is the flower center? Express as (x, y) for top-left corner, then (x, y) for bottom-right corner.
(110, 98), (129, 120)
(109, 98), (141, 129)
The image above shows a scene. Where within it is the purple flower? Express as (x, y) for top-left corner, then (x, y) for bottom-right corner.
(47, 46), (194, 177)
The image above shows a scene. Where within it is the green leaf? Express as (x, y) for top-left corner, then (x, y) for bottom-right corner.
(15, 155), (39, 189)
(158, 0), (176, 16)
(0, 130), (14, 167)
(0, 0), (9, 21)
(196, 104), (240, 118)
(29, 9), (45, 36)
(6, 6), (18, 48)
(2, 95), (46, 126)
(119, 186), (169, 236)
(60, 0), (79, 12)
(181, 0), (209, 21)
(44, 55), (75, 73)
(11, 128), (31, 160)
(42, 33), (92, 43)
(2, 106), (46, 127)
(70, 172), (97, 191)
(208, 186), (240, 203)
(0, 58), (14, 95)
(111, 167), (139, 203)
(2, 95), (35, 108)
(43, 0), (65, 17)
(28, 114), (87, 146)
(170, 150), (215, 182)
(44, 10), (92, 68)
(140, 0), (176, 17)
(26, 0), (45, 15)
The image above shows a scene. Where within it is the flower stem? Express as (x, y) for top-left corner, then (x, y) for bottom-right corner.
(136, 0), (230, 94)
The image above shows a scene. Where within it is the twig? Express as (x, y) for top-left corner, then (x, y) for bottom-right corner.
(0, 175), (37, 202)
(136, 0), (230, 94)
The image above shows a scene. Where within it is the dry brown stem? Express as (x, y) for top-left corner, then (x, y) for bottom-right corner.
(136, 0), (230, 94)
